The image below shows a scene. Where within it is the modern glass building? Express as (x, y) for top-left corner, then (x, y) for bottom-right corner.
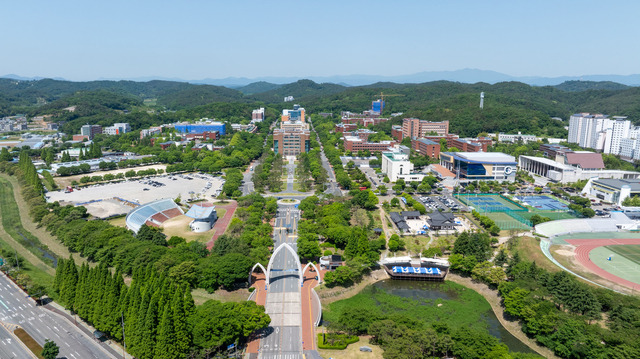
(440, 152), (516, 182)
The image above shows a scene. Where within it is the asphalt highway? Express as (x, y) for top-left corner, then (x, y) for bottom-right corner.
(0, 321), (32, 359)
(0, 273), (114, 359)
(260, 203), (303, 359)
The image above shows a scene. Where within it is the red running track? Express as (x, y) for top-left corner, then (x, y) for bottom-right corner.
(566, 238), (640, 290)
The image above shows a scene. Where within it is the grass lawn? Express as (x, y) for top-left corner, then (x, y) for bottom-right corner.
(512, 236), (560, 273)
(14, 328), (44, 359)
(161, 215), (213, 243)
(0, 176), (57, 266)
(1, 174), (89, 266)
(190, 287), (250, 305)
(108, 216), (127, 228)
(404, 235), (432, 254)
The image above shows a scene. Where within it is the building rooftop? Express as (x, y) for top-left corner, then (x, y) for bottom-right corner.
(565, 152), (605, 169)
(185, 203), (216, 219)
(445, 152), (516, 164)
(519, 155), (576, 171)
(430, 164), (456, 178)
(417, 138), (438, 145)
(401, 211), (421, 217)
(592, 178), (640, 192)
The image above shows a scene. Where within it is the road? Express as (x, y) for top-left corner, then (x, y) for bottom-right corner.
(242, 162), (257, 196)
(0, 273), (115, 359)
(260, 203), (303, 359)
(0, 321), (33, 359)
(310, 121), (342, 197)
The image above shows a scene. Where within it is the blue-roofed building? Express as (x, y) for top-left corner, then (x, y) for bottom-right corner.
(185, 203), (217, 232)
(440, 152), (516, 182)
(174, 122), (226, 136)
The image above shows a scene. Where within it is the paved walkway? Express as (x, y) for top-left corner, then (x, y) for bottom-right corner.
(301, 269), (323, 351)
(246, 272), (267, 354)
(206, 200), (237, 250)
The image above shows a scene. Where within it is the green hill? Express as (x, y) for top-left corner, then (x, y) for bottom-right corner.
(236, 81), (282, 95)
(554, 80), (629, 92)
(251, 79), (346, 103)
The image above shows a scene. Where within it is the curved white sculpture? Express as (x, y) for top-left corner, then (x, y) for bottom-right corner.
(248, 262), (268, 285)
(301, 262), (322, 286)
(266, 243), (302, 286)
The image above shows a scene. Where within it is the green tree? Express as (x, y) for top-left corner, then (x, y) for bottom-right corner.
(154, 304), (175, 359)
(0, 147), (13, 161)
(41, 339), (60, 359)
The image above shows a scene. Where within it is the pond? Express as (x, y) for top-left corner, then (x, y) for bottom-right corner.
(370, 280), (534, 354)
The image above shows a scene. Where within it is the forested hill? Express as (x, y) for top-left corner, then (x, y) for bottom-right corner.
(554, 80), (630, 92)
(235, 81), (282, 95)
(250, 79), (347, 103)
(3, 77), (640, 137)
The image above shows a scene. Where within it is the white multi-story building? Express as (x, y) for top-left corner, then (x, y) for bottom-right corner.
(381, 146), (425, 182)
(251, 108), (265, 123)
(103, 123), (131, 136)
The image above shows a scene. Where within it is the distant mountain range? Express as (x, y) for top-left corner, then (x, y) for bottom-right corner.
(4, 69), (640, 87)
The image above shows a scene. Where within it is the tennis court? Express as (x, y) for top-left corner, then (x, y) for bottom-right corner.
(514, 195), (568, 211)
(455, 193), (525, 212)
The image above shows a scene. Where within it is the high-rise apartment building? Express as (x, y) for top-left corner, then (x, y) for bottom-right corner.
(568, 113), (632, 154)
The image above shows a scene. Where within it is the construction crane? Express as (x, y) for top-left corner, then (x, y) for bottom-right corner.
(373, 92), (404, 102)
(372, 92), (404, 113)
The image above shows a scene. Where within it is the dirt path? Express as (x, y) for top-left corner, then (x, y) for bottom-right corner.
(446, 273), (559, 359)
(1, 174), (88, 266)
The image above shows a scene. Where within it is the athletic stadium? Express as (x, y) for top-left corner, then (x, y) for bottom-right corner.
(536, 213), (640, 294)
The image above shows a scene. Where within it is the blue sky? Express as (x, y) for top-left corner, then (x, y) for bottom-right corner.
(2, 0), (639, 81)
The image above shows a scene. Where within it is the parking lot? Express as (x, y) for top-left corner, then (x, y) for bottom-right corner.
(416, 193), (466, 213)
(46, 173), (225, 217)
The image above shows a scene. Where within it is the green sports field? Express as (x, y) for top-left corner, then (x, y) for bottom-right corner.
(591, 245), (640, 285)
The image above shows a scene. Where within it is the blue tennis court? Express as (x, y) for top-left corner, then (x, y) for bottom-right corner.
(515, 195), (568, 211)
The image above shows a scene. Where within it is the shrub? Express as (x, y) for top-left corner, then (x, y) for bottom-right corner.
(317, 333), (358, 350)
(323, 250), (333, 256)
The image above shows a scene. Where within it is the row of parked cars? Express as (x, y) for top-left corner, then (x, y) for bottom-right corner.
(419, 196), (461, 212)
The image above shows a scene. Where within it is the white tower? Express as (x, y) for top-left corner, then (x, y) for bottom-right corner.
(480, 92), (484, 109)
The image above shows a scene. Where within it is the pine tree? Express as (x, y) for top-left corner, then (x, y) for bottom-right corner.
(183, 285), (195, 316)
(61, 151), (71, 163)
(124, 282), (141, 352)
(53, 258), (65, 294)
(73, 263), (89, 316)
(112, 284), (128, 341)
(139, 291), (160, 359)
(172, 287), (191, 357)
(61, 256), (78, 308)
(154, 304), (175, 359)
